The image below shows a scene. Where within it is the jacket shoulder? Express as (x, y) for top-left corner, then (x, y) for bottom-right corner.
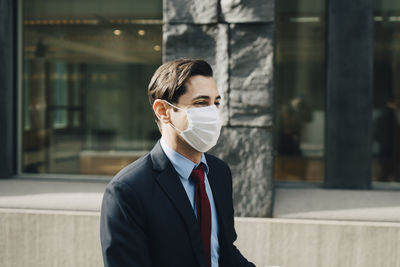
(108, 152), (155, 191)
(204, 153), (231, 174)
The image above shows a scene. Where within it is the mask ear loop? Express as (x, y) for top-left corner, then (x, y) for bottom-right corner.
(164, 100), (184, 112)
(169, 121), (184, 133)
(164, 100), (186, 133)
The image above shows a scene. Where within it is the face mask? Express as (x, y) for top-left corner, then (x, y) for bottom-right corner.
(165, 101), (222, 152)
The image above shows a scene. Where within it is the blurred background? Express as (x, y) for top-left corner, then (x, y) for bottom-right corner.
(17, 0), (400, 184)
(1, 0), (400, 266)
(22, 0), (162, 175)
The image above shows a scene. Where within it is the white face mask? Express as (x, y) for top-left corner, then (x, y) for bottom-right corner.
(165, 101), (222, 152)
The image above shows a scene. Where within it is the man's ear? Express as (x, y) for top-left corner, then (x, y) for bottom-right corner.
(153, 100), (171, 124)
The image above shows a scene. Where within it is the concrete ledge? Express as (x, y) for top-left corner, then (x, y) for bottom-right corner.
(0, 208), (102, 267)
(235, 218), (400, 267)
(274, 188), (400, 222)
(1, 208), (399, 267)
(1, 180), (400, 267)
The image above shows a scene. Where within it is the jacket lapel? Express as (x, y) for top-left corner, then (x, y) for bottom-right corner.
(206, 162), (227, 221)
(205, 154), (228, 231)
(150, 141), (207, 267)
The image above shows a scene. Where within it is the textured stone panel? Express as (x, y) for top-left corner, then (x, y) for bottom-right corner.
(220, 0), (274, 23)
(164, 0), (218, 24)
(229, 23), (274, 127)
(164, 23), (229, 125)
(210, 127), (273, 217)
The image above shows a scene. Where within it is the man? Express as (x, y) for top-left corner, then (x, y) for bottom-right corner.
(100, 58), (256, 267)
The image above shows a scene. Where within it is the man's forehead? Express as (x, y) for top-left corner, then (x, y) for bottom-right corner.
(185, 76), (218, 93)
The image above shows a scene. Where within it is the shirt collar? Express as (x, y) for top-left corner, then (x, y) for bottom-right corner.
(160, 137), (209, 180)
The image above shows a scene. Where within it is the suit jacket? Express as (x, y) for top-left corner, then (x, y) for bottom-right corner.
(100, 141), (255, 267)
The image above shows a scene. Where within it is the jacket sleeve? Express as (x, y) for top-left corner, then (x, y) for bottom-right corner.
(231, 228), (256, 267)
(100, 181), (151, 267)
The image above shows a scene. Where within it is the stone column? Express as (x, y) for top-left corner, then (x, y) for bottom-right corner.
(164, 0), (274, 217)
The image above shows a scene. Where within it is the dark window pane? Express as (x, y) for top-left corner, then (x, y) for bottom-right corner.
(373, 0), (400, 182)
(274, 0), (326, 181)
(22, 0), (162, 175)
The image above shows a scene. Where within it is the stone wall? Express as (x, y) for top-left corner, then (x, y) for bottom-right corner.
(164, 0), (275, 217)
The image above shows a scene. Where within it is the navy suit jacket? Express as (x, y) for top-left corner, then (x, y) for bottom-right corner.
(100, 141), (256, 267)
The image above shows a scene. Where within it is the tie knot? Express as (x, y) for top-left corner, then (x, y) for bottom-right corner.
(190, 163), (206, 184)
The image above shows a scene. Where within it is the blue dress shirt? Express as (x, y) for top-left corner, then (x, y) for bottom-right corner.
(160, 138), (220, 267)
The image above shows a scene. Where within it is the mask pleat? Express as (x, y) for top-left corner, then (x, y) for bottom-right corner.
(191, 121), (221, 131)
(181, 130), (208, 151)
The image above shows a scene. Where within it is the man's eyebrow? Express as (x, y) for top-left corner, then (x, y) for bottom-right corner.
(192, 95), (210, 100)
(192, 95), (221, 101)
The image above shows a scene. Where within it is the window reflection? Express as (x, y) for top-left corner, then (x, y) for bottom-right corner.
(373, 0), (400, 182)
(22, 0), (162, 175)
(274, 0), (326, 181)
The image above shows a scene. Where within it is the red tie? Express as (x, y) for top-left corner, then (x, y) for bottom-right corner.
(190, 163), (212, 267)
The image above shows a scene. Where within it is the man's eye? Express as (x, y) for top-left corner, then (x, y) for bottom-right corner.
(195, 101), (207, 105)
(215, 102), (220, 107)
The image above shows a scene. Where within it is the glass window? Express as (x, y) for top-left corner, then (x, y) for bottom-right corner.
(274, 0), (326, 182)
(22, 0), (162, 175)
(373, 0), (400, 183)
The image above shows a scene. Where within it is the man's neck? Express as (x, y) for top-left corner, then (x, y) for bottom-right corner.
(161, 135), (202, 164)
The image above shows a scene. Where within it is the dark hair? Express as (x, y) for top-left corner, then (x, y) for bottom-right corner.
(148, 58), (213, 111)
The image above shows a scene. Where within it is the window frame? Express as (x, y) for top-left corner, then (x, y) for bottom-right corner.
(324, 0), (374, 189)
(0, 0), (17, 179)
